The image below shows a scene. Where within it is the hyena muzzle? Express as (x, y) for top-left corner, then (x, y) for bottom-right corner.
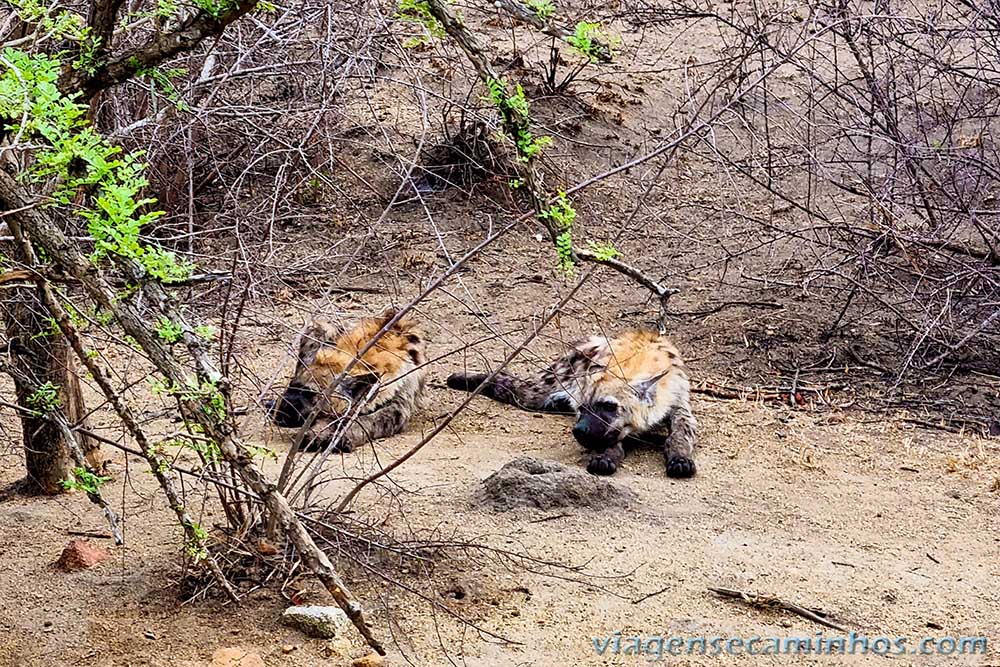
(447, 330), (697, 478)
(269, 311), (427, 452)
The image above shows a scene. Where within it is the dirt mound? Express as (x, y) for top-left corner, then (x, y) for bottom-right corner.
(481, 457), (638, 511)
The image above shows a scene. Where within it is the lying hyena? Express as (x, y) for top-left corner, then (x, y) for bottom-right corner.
(270, 312), (427, 452)
(447, 330), (697, 477)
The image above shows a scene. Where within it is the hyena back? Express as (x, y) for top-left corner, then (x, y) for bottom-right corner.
(271, 312), (427, 452)
(447, 330), (697, 478)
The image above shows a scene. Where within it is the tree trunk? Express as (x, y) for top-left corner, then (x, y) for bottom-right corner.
(3, 284), (102, 495)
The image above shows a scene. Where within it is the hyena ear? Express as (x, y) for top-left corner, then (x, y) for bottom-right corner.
(346, 372), (380, 401)
(297, 320), (343, 367)
(376, 307), (401, 327)
(632, 377), (659, 406)
(573, 336), (610, 362)
(376, 307), (419, 336)
(632, 369), (671, 405)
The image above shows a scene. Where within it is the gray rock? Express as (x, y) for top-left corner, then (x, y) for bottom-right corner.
(482, 457), (638, 511)
(280, 605), (350, 639)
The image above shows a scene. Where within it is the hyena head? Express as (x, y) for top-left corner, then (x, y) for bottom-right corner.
(569, 332), (684, 451)
(271, 312), (424, 427)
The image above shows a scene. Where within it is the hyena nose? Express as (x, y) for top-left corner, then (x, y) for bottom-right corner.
(572, 422), (597, 449)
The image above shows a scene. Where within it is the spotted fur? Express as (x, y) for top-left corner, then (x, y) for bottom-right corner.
(270, 311), (427, 452)
(447, 330), (697, 477)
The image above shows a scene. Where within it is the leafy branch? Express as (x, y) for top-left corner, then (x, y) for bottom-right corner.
(491, 0), (616, 63)
(423, 0), (674, 312)
(0, 49), (193, 283)
(396, 0), (445, 46)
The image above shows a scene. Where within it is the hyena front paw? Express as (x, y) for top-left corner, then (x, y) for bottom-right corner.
(301, 433), (329, 452)
(301, 435), (354, 454)
(665, 455), (696, 478)
(587, 455), (619, 476)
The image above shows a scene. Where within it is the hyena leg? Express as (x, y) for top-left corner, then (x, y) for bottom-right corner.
(301, 400), (413, 454)
(336, 400), (412, 452)
(664, 404), (697, 478)
(446, 371), (571, 412)
(300, 415), (341, 452)
(586, 441), (626, 476)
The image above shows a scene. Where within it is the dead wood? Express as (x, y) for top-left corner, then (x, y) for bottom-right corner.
(708, 586), (848, 632)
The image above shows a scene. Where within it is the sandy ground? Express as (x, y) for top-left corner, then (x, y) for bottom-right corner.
(2, 363), (998, 666)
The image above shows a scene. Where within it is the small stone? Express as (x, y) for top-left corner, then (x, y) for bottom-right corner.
(352, 653), (385, 667)
(211, 648), (265, 667)
(322, 638), (353, 658)
(258, 540), (279, 556)
(54, 539), (110, 571)
(281, 644), (296, 654)
(281, 605), (351, 639)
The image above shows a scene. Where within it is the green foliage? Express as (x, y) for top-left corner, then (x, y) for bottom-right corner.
(555, 231), (573, 274)
(0, 49), (193, 283)
(525, 0), (555, 21)
(155, 317), (184, 343)
(60, 466), (111, 494)
(134, 63), (189, 111)
(484, 78), (553, 163)
(183, 520), (209, 561)
(397, 0), (445, 46)
(73, 34), (102, 76)
(8, 0), (102, 73)
(161, 435), (222, 464)
(9, 0), (89, 43)
(194, 324), (217, 341)
(155, 0), (179, 18)
(586, 239), (620, 261)
(518, 132), (551, 162)
(192, 0), (239, 18)
(486, 78), (529, 117)
(64, 302), (88, 330)
(566, 21), (617, 62)
(245, 444), (278, 461)
(26, 381), (61, 412)
(539, 192), (577, 274)
(190, 439), (223, 463)
(508, 178), (524, 189)
(151, 376), (227, 423)
(28, 317), (61, 342)
(95, 309), (115, 326)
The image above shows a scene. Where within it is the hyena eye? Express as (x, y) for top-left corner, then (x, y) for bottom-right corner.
(592, 400), (619, 414)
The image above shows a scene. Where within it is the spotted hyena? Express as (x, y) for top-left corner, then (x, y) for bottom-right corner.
(270, 311), (427, 452)
(447, 330), (697, 477)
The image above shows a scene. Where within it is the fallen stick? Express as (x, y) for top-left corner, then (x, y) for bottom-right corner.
(708, 586), (847, 632)
(692, 380), (844, 405)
